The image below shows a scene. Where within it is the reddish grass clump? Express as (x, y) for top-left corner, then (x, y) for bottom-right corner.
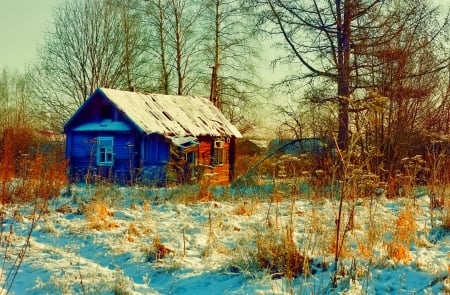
(233, 201), (258, 216)
(0, 127), (66, 204)
(385, 207), (416, 264)
(387, 242), (412, 264)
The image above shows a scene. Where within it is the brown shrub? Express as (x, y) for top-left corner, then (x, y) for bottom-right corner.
(126, 222), (141, 242)
(256, 226), (310, 278)
(150, 236), (173, 260)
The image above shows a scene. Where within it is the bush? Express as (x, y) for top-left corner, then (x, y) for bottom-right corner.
(255, 226), (311, 279)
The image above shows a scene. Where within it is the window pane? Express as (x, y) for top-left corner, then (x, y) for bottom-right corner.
(97, 137), (114, 166)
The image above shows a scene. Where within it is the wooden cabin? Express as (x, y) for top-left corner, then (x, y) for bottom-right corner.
(64, 88), (242, 185)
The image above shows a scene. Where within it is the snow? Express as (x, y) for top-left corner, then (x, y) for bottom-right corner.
(0, 184), (449, 294)
(99, 88), (242, 138)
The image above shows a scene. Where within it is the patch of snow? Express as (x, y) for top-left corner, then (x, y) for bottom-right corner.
(0, 184), (448, 294)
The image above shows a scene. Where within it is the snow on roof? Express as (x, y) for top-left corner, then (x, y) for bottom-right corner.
(99, 88), (242, 138)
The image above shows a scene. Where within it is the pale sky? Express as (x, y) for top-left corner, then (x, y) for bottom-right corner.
(0, 0), (447, 73)
(0, 0), (62, 71)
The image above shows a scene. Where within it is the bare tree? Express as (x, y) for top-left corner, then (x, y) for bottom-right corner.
(31, 0), (146, 129)
(167, 0), (205, 95)
(251, 0), (449, 150)
(201, 0), (261, 132)
(143, 0), (206, 95)
(143, 0), (173, 94)
(0, 69), (35, 130)
(254, 0), (373, 149)
(354, 1), (450, 170)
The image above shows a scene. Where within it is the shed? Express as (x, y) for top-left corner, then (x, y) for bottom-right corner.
(266, 138), (329, 156)
(64, 88), (242, 185)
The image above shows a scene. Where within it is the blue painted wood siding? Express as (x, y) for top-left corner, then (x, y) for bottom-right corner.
(68, 131), (136, 181)
(140, 134), (170, 185)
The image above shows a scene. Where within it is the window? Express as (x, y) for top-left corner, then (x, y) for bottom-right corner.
(185, 151), (196, 164)
(101, 105), (113, 120)
(213, 140), (225, 165)
(97, 137), (114, 166)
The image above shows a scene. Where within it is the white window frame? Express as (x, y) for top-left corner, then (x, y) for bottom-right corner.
(97, 137), (114, 166)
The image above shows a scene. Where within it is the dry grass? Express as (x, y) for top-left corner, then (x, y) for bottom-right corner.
(145, 235), (173, 261)
(0, 128), (66, 204)
(84, 200), (118, 230)
(271, 190), (285, 203)
(125, 222), (141, 242)
(328, 231), (352, 258)
(387, 242), (412, 264)
(233, 201), (259, 216)
(255, 225), (310, 279)
(356, 216), (386, 261)
(2, 127), (450, 292)
(0, 127), (64, 293)
(394, 207), (417, 244)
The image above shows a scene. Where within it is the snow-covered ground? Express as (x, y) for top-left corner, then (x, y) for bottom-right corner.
(1, 184), (449, 294)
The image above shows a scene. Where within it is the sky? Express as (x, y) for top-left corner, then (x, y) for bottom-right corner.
(0, 0), (448, 74)
(0, 0), (63, 72)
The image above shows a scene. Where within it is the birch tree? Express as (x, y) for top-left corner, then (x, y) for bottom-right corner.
(142, 0), (261, 133)
(201, 0), (260, 131)
(143, 0), (172, 94)
(167, 0), (205, 95)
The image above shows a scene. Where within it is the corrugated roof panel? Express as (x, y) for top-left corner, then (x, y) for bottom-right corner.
(99, 88), (242, 138)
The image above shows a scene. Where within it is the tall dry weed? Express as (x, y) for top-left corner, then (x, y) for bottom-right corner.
(394, 207), (417, 244)
(443, 199), (450, 229)
(329, 135), (383, 288)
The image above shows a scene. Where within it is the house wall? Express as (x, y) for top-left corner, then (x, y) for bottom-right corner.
(67, 131), (136, 182)
(67, 131), (237, 185)
(140, 133), (170, 185)
(197, 136), (233, 185)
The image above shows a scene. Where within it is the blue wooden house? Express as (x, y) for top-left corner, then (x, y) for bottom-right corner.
(64, 88), (242, 185)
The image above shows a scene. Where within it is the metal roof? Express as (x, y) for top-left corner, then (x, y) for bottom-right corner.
(98, 88), (242, 138)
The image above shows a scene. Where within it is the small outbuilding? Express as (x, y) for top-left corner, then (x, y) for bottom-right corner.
(64, 88), (242, 185)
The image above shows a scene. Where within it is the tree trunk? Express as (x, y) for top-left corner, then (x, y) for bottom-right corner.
(336, 0), (351, 151)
